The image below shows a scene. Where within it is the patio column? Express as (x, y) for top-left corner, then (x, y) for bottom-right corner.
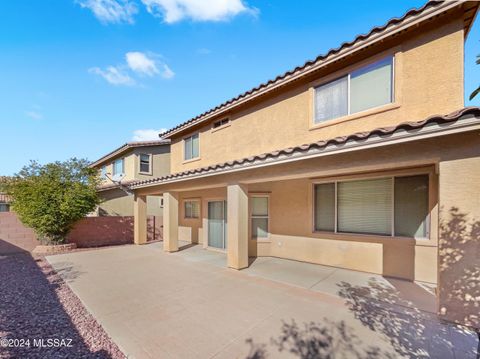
(134, 194), (147, 245)
(227, 183), (249, 270)
(163, 191), (179, 252)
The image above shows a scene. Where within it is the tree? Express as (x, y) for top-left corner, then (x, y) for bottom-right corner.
(3, 158), (100, 244)
(470, 54), (480, 100)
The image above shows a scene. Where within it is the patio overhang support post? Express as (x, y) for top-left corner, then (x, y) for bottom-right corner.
(134, 194), (147, 245)
(227, 183), (249, 270)
(164, 191), (179, 252)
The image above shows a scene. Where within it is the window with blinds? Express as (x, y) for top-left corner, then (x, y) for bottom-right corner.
(314, 56), (393, 123)
(314, 174), (429, 238)
(184, 200), (200, 219)
(139, 154), (151, 173)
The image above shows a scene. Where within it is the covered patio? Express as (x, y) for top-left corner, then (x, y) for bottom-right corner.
(130, 110), (480, 328)
(47, 242), (478, 359)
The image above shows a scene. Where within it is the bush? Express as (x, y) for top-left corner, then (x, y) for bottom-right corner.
(3, 159), (100, 244)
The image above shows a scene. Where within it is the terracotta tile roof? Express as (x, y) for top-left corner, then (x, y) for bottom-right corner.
(97, 180), (136, 192)
(90, 139), (170, 168)
(159, 1), (474, 139)
(130, 107), (480, 189)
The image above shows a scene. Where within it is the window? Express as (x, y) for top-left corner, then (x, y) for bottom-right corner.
(184, 134), (199, 161)
(112, 159), (124, 176)
(184, 200), (200, 219)
(213, 118), (230, 129)
(0, 203), (9, 212)
(251, 196), (269, 239)
(314, 174), (429, 238)
(314, 56), (393, 123)
(139, 154), (151, 174)
(100, 166), (107, 179)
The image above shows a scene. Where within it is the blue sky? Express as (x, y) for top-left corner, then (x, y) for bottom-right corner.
(1, 0), (479, 175)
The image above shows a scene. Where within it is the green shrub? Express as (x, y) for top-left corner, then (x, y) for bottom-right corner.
(3, 158), (100, 244)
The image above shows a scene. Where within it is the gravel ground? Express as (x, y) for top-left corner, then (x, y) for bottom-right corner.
(0, 253), (125, 359)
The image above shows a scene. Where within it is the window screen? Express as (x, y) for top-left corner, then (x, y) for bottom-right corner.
(184, 134), (199, 160)
(184, 200), (200, 218)
(314, 183), (335, 231)
(251, 197), (269, 238)
(394, 175), (429, 238)
(314, 76), (348, 123)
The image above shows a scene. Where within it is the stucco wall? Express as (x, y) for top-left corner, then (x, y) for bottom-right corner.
(438, 157), (480, 329)
(98, 189), (163, 217)
(157, 131), (480, 285)
(169, 17), (464, 174)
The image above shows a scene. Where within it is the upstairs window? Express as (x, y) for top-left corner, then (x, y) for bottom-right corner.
(315, 56), (393, 123)
(213, 118), (230, 129)
(139, 154), (151, 174)
(184, 134), (199, 161)
(100, 166), (107, 179)
(112, 158), (124, 176)
(0, 203), (10, 212)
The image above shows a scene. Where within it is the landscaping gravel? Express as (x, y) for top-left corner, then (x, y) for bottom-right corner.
(0, 253), (125, 359)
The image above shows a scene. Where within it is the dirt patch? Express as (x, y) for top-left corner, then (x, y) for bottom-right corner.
(0, 253), (125, 358)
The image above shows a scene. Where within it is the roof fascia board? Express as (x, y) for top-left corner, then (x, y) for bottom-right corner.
(90, 141), (169, 168)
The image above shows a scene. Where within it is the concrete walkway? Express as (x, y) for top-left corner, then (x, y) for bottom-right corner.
(47, 243), (479, 359)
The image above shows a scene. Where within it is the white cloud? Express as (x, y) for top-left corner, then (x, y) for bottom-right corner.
(140, 0), (257, 23)
(160, 64), (175, 79)
(91, 52), (174, 85)
(132, 128), (168, 141)
(89, 66), (135, 86)
(25, 110), (43, 120)
(78, 0), (138, 24)
(126, 52), (159, 76)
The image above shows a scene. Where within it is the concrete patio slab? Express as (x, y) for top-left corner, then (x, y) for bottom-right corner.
(47, 243), (479, 359)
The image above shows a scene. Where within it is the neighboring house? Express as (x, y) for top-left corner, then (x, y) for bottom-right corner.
(90, 140), (170, 216)
(128, 2), (480, 327)
(0, 193), (10, 212)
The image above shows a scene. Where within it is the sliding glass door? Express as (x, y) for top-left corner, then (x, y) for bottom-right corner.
(208, 200), (227, 249)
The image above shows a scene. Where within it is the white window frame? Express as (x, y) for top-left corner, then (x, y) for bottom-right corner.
(312, 172), (430, 240)
(183, 133), (200, 161)
(184, 199), (201, 219)
(100, 166), (107, 179)
(313, 55), (395, 124)
(249, 194), (270, 240)
(138, 153), (152, 175)
(112, 158), (125, 176)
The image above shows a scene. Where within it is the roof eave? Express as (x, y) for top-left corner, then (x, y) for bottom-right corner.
(90, 140), (170, 168)
(131, 110), (480, 190)
(160, 1), (463, 140)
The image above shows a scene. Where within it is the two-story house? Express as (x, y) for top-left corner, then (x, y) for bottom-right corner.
(128, 1), (480, 328)
(91, 140), (170, 216)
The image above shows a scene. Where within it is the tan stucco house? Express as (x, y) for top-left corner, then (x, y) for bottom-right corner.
(90, 140), (170, 216)
(128, 1), (479, 328)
